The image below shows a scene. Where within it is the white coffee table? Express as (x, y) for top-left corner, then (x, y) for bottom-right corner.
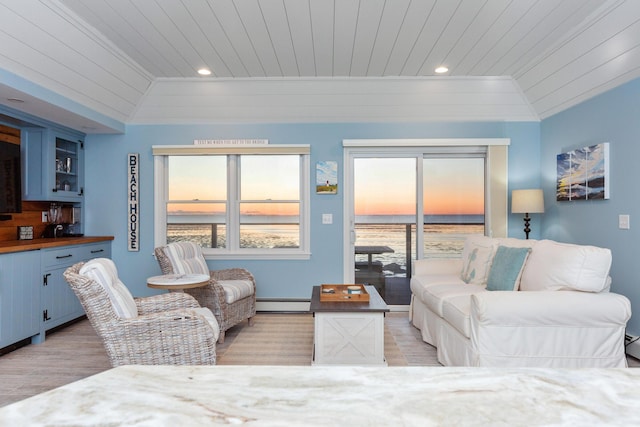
(309, 284), (389, 366)
(147, 273), (210, 292)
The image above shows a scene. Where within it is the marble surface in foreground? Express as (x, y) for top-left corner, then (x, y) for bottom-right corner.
(2, 365), (640, 426)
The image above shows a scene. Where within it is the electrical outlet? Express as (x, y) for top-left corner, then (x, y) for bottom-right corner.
(41, 211), (48, 222)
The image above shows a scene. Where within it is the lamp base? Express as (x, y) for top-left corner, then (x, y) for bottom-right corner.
(523, 214), (531, 239)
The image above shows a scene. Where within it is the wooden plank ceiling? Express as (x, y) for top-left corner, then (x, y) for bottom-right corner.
(0, 0), (639, 131)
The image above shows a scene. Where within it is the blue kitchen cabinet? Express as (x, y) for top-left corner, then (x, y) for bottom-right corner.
(0, 250), (42, 348)
(21, 127), (84, 202)
(40, 242), (111, 335)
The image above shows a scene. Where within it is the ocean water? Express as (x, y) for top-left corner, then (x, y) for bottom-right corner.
(167, 220), (483, 277)
(167, 224), (300, 249)
(354, 223), (484, 276)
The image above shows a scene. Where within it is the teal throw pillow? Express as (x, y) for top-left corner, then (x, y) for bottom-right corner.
(486, 246), (531, 291)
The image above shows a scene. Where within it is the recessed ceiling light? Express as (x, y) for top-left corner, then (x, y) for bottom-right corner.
(197, 68), (212, 76)
(435, 66), (449, 74)
(6, 97), (24, 103)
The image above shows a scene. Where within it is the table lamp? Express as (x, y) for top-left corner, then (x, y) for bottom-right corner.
(511, 189), (544, 239)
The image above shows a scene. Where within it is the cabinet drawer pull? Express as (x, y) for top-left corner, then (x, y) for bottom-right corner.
(56, 254), (73, 259)
(90, 249), (104, 254)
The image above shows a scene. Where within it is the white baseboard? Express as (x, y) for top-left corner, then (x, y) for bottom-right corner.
(256, 300), (310, 312)
(255, 300), (410, 313)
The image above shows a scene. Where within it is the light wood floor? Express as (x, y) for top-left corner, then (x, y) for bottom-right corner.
(0, 312), (436, 407)
(1, 312), (636, 408)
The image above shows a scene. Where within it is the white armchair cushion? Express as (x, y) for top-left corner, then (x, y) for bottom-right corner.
(193, 307), (220, 341)
(164, 242), (209, 275)
(79, 258), (138, 318)
(219, 280), (255, 304)
(520, 240), (612, 292)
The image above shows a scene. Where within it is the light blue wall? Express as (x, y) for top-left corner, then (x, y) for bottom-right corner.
(84, 121), (541, 299)
(540, 77), (640, 335)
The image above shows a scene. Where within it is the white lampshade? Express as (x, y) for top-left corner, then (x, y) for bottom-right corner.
(511, 189), (544, 214)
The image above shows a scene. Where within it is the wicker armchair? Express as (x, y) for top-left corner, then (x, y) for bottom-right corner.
(154, 242), (256, 343)
(64, 260), (218, 367)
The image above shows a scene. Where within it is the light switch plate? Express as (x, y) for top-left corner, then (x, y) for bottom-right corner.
(619, 214), (630, 229)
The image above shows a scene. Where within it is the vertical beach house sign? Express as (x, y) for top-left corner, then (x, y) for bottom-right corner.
(128, 153), (139, 251)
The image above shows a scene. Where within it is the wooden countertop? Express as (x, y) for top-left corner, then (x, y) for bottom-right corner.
(0, 236), (114, 254)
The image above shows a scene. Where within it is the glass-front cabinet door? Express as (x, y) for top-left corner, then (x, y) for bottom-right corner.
(54, 136), (81, 198)
(22, 127), (84, 202)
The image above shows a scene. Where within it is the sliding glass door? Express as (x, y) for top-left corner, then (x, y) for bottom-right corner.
(353, 158), (416, 303)
(423, 157), (485, 258)
(346, 145), (488, 306)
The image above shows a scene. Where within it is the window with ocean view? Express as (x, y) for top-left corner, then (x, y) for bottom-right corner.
(423, 157), (485, 257)
(167, 156), (227, 248)
(353, 156), (485, 286)
(154, 144), (310, 259)
(239, 155), (300, 249)
(346, 140), (502, 305)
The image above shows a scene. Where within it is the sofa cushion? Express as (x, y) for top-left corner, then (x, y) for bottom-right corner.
(486, 246), (531, 291)
(519, 240), (612, 292)
(493, 237), (538, 249)
(442, 294), (478, 338)
(422, 283), (485, 317)
(460, 236), (496, 286)
(410, 274), (466, 296)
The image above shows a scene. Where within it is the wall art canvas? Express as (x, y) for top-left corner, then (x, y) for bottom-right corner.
(556, 143), (609, 201)
(316, 161), (338, 194)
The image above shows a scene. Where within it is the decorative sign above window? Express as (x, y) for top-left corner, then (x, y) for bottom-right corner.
(193, 139), (268, 145)
(128, 153), (139, 251)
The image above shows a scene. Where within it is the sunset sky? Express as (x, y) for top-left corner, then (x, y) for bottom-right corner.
(169, 156), (484, 217)
(168, 155), (300, 216)
(355, 158), (484, 216)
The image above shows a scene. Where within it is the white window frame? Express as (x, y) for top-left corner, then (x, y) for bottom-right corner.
(153, 145), (311, 260)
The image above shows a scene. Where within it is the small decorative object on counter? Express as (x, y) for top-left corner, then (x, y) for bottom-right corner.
(17, 226), (34, 240)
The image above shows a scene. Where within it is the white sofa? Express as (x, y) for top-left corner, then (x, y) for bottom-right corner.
(410, 236), (631, 368)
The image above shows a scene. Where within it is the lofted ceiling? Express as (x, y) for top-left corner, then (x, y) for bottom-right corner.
(0, 0), (640, 133)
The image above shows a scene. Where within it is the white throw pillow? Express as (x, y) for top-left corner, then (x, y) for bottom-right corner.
(519, 240), (612, 292)
(460, 236), (497, 286)
(79, 258), (138, 318)
(493, 237), (537, 249)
